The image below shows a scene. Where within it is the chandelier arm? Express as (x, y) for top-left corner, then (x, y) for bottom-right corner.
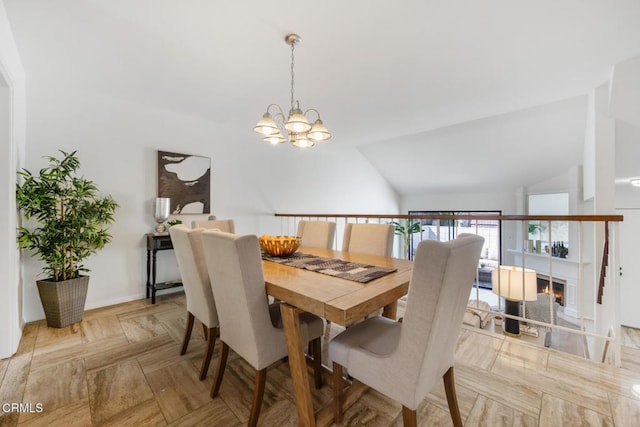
(266, 103), (286, 120)
(303, 109), (322, 120)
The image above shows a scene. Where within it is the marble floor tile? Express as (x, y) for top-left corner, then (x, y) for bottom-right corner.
(465, 395), (537, 427)
(492, 349), (612, 416)
(30, 335), (128, 372)
(145, 360), (211, 423)
(456, 364), (542, 418)
(5, 294), (640, 426)
(497, 339), (549, 371)
(80, 315), (126, 344)
(137, 342), (186, 375)
(19, 359), (88, 423)
(621, 326), (640, 348)
(119, 314), (170, 342)
(426, 381), (478, 420)
(16, 322), (39, 356)
(80, 299), (147, 321)
(547, 352), (640, 401)
(96, 399), (167, 427)
(538, 393), (613, 426)
(621, 345), (640, 373)
(167, 397), (241, 426)
(17, 400), (92, 427)
(454, 328), (503, 370)
(609, 391), (640, 426)
(33, 322), (83, 353)
(86, 359), (155, 424)
(84, 334), (174, 372)
(0, 353), (32, 410)
(412, 402), (458, 427)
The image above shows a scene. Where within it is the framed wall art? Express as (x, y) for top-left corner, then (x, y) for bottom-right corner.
(157, 150), (211, 214)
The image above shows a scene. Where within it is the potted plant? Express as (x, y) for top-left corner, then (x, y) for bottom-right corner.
(528, 223), (544, 253)
(16, 150), (118, 328)
(391, 219), (422, 259)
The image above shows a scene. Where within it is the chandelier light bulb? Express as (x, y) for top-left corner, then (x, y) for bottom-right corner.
(264, 133), (286, 145)
(253, 112), (279, 136)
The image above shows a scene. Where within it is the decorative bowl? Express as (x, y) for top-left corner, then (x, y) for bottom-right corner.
(259, 235), (300, 257)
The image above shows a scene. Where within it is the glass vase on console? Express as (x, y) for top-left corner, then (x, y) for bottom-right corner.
(153, 197), (170, 232)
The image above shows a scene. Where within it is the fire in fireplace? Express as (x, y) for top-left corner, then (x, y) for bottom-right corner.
(537, 274), (565, 306)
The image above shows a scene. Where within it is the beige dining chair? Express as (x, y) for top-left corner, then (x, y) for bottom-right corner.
(168, 224), (219, 380)
(297, 220), (336, 249)
(191, 218), (235, 233)
(330, 234), (485, 427)
(200, 230), (324, 427)
(342, 222), (394, 257)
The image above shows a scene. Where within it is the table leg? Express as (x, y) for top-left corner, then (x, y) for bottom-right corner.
(280, 303), (316, 427)
(146, 249), (151, 299)
(151, 249), (158, 304)
(382, 300), (398, 320)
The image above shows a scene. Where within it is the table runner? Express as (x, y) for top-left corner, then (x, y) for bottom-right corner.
(262, 252), (397, 283)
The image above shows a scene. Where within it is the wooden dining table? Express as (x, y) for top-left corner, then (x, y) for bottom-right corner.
(263, 246), (413, 427)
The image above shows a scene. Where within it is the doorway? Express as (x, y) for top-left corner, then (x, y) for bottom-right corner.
(617, 208), (640, 329)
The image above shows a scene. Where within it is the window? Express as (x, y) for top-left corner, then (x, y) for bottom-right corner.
(407, 211), (501, 264)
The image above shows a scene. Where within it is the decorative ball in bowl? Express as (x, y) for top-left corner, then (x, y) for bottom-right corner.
(259, 235), (300, 257)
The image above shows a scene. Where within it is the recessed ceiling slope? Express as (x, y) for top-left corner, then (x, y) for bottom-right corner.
(358, 96), (588, 195)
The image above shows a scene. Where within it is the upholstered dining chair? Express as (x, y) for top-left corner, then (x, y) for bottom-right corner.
(342, 222), (394, 257)
(200, 230), (324, 427)
(192, 218), (235, 233)
(297, 220), (336, 249)
(330, 234), (484, 427)
(168, 224), (219, 381)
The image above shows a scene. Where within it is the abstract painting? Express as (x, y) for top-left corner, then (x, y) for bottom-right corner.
(157, 150), (211, 214)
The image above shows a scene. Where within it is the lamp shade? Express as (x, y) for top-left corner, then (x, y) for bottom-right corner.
(285, 109), (312, 133)
(491, 265), (537, 301)
(254, 113), (279, 135)
(308, 119), (331, 142)
(291, 134), (315, 148)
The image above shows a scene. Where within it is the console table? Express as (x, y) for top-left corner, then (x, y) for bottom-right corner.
(146, 232), (182, 304)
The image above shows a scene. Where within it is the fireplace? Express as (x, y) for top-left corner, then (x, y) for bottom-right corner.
(536, 274), (566, 306)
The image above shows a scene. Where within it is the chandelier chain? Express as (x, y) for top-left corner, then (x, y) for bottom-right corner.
(290, 41), (295, 111)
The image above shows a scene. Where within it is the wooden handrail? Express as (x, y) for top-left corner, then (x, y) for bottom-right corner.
(277, 213), (622, 306)
(275, 213), (623, 222)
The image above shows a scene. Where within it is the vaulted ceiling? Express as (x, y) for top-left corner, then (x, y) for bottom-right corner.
(6, 0), (640, 194)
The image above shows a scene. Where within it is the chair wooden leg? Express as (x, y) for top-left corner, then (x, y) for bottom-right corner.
(443, 366), (463, 427)
(201, 322), (208, 340)
(210, 341), (229, 398)
(310, 337), (322, 389)
(333, 362), (344, 423)
(199, 327), (218, 381)
(248, 368), (267, 427)
(402, 406), (417, 427)
(180, 312), (195, 355)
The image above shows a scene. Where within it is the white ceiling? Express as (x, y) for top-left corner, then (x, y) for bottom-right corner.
(5, 0), (640, 194)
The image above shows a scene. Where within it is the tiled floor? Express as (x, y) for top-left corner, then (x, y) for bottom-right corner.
(1, 292), (640, 426)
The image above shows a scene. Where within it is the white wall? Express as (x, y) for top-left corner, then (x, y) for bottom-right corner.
(0, 0), (26, 358)
(20, 92), (398, 321)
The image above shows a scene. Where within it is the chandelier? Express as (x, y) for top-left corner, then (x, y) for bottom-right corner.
(253, 34), (331, 148)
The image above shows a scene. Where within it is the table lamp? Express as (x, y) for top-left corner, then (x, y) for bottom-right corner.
(492, 265), (537, 336)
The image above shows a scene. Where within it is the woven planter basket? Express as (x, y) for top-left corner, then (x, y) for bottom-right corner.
(36, 276), (89, 328)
